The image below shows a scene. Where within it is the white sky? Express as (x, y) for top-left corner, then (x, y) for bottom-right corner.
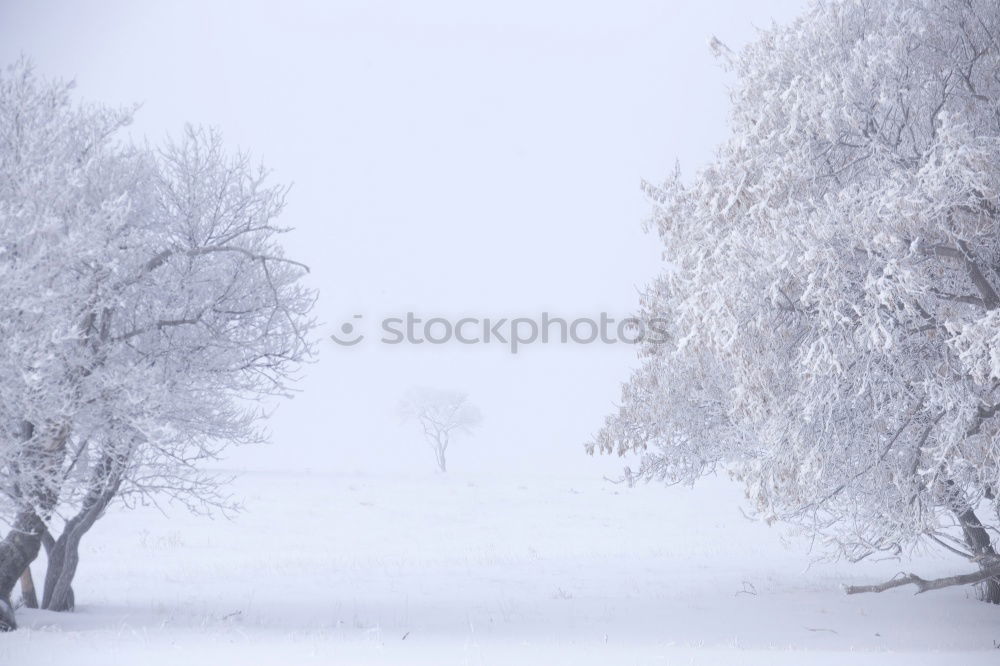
(0, 1), (807, 477)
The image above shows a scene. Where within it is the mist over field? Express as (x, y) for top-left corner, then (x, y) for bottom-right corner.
(3, 1), (1000, 664)
(3, 0), (783, 479)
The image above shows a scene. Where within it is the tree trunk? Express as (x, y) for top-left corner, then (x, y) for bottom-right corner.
(19, 567), (37, 609)
(0, 422), (71, 627)
(41, 502), (105, 611)
(956, 507), (1000, 603)
(41, 532), (78, 612)
(0, 510), (47, 630)
(433, 433), (448, 473)
(39, 528), (73, 612)
(42, 456), (121, 612)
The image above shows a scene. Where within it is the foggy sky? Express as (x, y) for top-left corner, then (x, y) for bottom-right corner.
(0, 1), (806, 478)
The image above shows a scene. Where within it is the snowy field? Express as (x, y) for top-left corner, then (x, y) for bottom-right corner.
(2, 469), (998, 665)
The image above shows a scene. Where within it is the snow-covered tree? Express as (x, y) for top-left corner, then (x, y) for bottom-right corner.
(399, 388), (482, 473)
(0, 61), (316, 628)
(591, 0), (1000, 603)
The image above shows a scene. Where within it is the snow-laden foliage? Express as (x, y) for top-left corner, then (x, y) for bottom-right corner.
(0, 60), (316, 617)
(593, 0), (1000, 578)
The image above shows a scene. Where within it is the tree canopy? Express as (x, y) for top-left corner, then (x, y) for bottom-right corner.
(592, 0), (1000, 598)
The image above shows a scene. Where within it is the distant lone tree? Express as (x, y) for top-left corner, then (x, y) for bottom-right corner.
(399, 388), (482, 473)
(592, 0), (1000, 604)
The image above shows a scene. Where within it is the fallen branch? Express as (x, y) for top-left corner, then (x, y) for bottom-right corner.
(845, 567), (1000, 595)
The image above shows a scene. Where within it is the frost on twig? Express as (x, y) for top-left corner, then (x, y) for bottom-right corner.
(845, 566), (1000, 596)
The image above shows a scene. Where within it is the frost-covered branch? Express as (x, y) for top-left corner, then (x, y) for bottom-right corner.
(845, 566), (1000, 596)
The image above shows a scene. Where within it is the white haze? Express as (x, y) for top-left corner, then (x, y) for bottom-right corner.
(0, 0), (807, 477)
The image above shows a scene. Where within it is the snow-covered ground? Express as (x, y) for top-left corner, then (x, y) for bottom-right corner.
(2, 469), (998, 664)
